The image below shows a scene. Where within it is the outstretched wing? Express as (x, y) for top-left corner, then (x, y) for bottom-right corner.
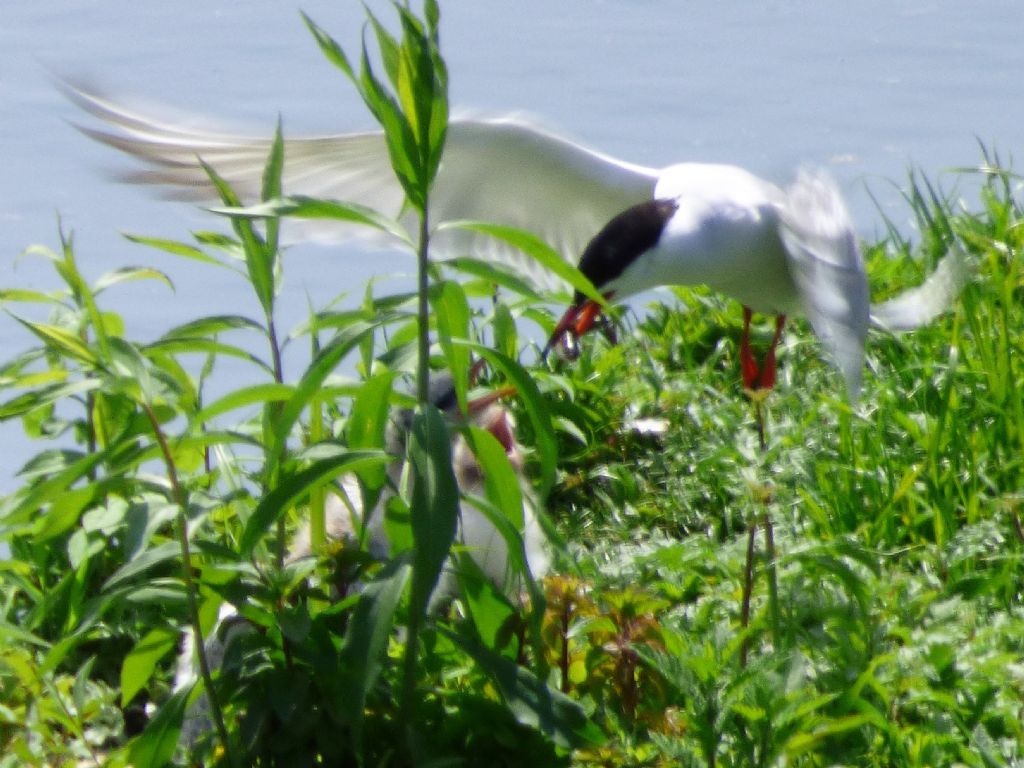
(778, 168), (870, 400)
(63, 82), (659, 293)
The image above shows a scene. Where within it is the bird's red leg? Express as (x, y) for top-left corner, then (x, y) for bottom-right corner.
(756, 315), (787, 390)
(740, 306), (760, 390)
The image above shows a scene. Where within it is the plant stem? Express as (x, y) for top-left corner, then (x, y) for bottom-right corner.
(309, 395), (326, 553)
(402, 207), (433, 764)
(739, 519), (756, 669)
(142, 403), (236, 767)
(266, 314), (287, 570)
(416, 209), (431, 406)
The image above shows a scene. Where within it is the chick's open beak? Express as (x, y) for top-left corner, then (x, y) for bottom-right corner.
(465, 385), (519, 453)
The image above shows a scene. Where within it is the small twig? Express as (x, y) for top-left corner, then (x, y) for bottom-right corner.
(739, 519), (757, 669)
(1011, 504), (1024, 544)
(142, 403), (236, 767)
(560, 590), (572, 694)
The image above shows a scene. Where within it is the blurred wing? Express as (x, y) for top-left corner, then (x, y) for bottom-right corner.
(63, 82), (659, 293)
(779, 168), (870, 400)
(869, 246), (968, 331)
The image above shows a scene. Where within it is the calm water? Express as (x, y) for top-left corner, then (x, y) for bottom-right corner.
(2, 0), (1022, 490)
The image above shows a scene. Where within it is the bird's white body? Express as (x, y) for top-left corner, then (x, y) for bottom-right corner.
(65, 84), (964, 399)
(615, 163), (797, 314)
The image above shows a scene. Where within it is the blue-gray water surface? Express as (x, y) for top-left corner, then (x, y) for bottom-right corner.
(2, 1), (1022, 492)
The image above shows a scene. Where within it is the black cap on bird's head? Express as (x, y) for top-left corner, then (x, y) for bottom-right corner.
(541, 197), (678, 361)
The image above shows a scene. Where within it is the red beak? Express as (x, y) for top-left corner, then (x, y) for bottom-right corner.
(542, 297), (608, 359)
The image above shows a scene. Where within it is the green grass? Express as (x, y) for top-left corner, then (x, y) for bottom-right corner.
(2, 4), (1023, 767)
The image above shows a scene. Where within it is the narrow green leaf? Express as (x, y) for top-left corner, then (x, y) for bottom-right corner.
(0, 621), (50, 648)
(9, 314), (99, 366)
(211, 195), (410, 246)
(346, 373), (396, 516)
(439, 220), (606, 304)
(301, 12), (356, 80)
(443, 257), (542, 300)
(123, 233), (228, 269)
(121, 626), (179, 706)
(92, 266), (174, 295)
(442, 628), (606, 749)
(465, 426), (524, 528)
(262, 117), (286, 257)
(191, 382), (295, 426)
(146, 337), (273, 375)
(0, 288), (62, 304)
(200, 159), (276, 317)
(161, 314), (267, 339)
(367, 10), (402, 88)
(264, 323), (377, 482)
(0, 378), (102, 421)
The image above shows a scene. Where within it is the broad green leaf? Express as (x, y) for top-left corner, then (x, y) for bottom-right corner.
(457, 342), (558, 498)
(345, 372), (396, 516)
(240, 450), (390, 556)
(430, 280), (471, 411)
(0, 449), (107, 527)
(442, 628), (605, 750)
(127, 686), (190, 768)
(121, 626), (179, 706)
(407, 405), (459, 618)
(103, 542), (181, 593)
(32, 485), (95, 542)
(452, 553), (517, 651)
(336, 559), (410, 750)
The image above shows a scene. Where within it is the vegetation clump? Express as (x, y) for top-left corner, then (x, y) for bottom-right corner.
(1, 3), (1022, 766)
